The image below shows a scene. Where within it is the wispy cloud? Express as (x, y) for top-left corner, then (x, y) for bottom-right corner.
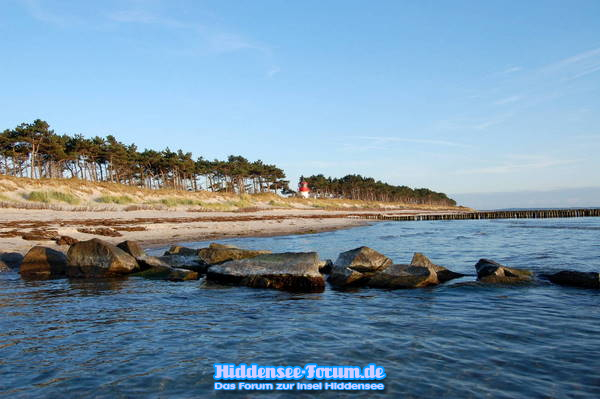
(19, 0), (75, 26)
(435, 115), (510, 131)
(267, 66), (281, 78)
(107, 9), (187, 28)
(106, 6), (279, 73)
(18, 1), (280, 74)
(540, 47), (600, 81)
(353, 136), (471, 148)
(456, 156), (580, 175)
(501, 66), (522, 74)
(494, 95), (521, 105)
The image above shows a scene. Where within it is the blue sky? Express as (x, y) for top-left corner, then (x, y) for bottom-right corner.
(1, 0), (599, 206)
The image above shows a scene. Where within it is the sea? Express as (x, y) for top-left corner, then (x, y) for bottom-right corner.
(1, 217), (599, 398)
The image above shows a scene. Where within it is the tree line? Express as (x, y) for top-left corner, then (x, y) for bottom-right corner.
(0, 120), (289, 193)
(301, 174), (456, 206)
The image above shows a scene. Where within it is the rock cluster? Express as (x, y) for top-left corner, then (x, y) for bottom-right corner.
(328, 247), (464, 289)
(4, 240), (599, 292)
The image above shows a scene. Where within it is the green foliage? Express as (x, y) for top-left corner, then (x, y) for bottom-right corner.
(0, 120), (289, 194)
(302, 174), (456, 206)
(96, 195), (134, 204)
(27, 191), (80, 205)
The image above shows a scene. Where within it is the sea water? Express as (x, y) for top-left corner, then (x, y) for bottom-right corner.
(1, 218), (599, 398)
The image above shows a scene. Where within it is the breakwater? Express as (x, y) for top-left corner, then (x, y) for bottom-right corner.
(353, 208), (600, 221)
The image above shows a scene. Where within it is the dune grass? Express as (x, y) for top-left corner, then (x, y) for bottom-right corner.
(27, 190), (80, 205)
(97, 194), (135, 204)
(97, 195), (135, 204)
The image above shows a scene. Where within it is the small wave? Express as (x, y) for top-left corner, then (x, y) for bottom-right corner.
(508, 225), (600, 231)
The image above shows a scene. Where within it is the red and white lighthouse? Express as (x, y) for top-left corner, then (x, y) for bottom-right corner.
(298, 181), (311, 198)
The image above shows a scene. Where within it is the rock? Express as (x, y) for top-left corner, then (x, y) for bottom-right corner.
(198, 245), (271, 265)
(67, 238), (139, 278)
(207, 252), (325, 292)
(318, 259), (333, 274)
(56, 235), (79, 246)
(0, 252), (24, 269)
(0, 260), (10, 272)
(333, 246), (392, 272)
(138, 255), (209, 274)
(19, 246), (67, 279)
(133, 256), (199, 281)
(163, 245), (198, 256)
(411, 253), (464, 283)
(546, 271), (600, 289)
(117, 240), (146, 258)
(328, 247), (392, 288)
(368, 264), (437, 289)
(475, 259), (533, 283)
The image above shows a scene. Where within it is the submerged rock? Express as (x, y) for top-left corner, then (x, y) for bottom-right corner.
(475, 259), (532, 284)
(138, 255), (208, 274)
(198, 244), (271, 265)
(546, 270), (600, 289)
(67, 238), (139, 278)
(133, 256), (199, 281)
(19, 246), (67, 279)
(163, 245), (198, 256)
(411, 253), (464, 283)
(328, 247), (392, 288)
(368, 264), (437, 289)
(0, 260), (11, 272)
(117, 240), (146, 258)
(207, 252), (324, 292)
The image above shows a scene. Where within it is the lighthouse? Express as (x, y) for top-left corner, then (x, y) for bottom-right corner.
(298, 181), (311, 198)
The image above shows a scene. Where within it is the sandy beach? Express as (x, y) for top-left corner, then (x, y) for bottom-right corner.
(0, 208), (457, 254)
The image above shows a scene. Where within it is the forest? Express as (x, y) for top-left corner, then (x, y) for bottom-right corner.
(302, 174), (456, 206)
(0, 120), (289, 193)
(0, 120), (455, 205)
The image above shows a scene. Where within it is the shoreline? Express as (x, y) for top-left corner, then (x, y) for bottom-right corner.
(1, 208), (457, 254)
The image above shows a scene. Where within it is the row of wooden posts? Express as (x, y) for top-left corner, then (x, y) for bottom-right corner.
(352, 208), (600, 222)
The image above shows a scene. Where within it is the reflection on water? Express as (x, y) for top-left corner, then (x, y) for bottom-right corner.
(1, 218), (600, 398)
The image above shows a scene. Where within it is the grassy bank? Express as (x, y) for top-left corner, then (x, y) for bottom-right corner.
(0, 176), (471, 212)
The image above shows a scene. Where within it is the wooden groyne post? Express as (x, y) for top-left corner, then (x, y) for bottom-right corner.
(353, 208), (600, 222)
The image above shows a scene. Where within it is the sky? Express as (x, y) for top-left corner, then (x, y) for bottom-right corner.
(1, 0), (599, 208)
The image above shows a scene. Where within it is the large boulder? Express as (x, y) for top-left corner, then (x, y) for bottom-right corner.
(207, 252), (325, 292)
(475, 259), (532, 284)
(117, 240), (146, 258)
(67, 238), (139, 278)
(198, 243), (271, 265)
(368, 264), (437, 289)
(411, 253), (464, 283)
(328, 247), (392, 288)
(133, 256), (199, 281)
(546, 271), (599, 289)
(19, 246), (67, 279)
